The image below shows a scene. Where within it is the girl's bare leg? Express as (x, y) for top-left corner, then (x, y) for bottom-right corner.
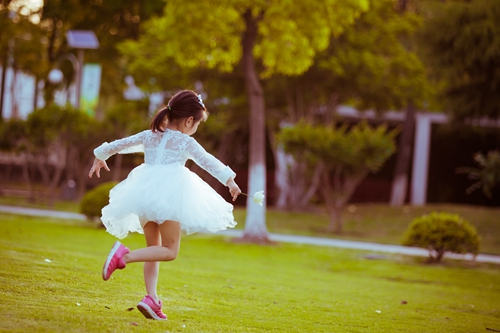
(123, 220), (181, 263)
(142, 222), (161, 301)
(121, 221), (181, 301)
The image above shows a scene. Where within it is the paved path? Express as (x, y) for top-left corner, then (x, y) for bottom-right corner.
(1, 204), (499, 264)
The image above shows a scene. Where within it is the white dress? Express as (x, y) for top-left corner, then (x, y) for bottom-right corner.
(93, 129), (237, 239)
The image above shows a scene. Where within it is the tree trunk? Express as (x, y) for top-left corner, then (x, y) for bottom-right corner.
(327, 204), (343, 233)
(33, 77), (39, 111)
(0, 55), (7, 123)
(273, 145), (289, 208)
(390, 102), (415, 206)
(299, 163), (323, 207)
(35, 156), (51, 186)
(41, 146), (66, 206)
(112, 153), (123, 181)
(323, 167), (367, 233)
(22, 154), (34, 202)
(76, 155), (93, 200)
(321, 168), (345, 233)
(240, 9), (269, 243)
(10, 67), (18, 119)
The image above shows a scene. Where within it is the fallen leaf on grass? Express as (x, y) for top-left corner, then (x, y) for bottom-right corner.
(130, 322), (138, 326)
(105, 306), (110, 309)
(127, 307), (134, 311)
(401, 300), (407, 305)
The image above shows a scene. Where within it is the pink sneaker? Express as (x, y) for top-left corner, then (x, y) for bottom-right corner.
(102, 241), (130, 281)
(137, 295), (167, 320)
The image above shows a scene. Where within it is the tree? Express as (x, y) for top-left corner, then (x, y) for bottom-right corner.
(418, 0), (500, 121)
(402, 212), (480, 263)
(119, 0), (370, 243)
(0, 118), (32, 198)
(0, 3), (47, 119)
(24, 105), (102, 204)
(278, 121), (397, 233)
(266, 0), (428, 209)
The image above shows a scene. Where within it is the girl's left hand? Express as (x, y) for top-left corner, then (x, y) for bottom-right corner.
(89, 158), (110, 178)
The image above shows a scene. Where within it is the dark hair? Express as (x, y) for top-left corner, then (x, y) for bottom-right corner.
(150, 90), (208, 132)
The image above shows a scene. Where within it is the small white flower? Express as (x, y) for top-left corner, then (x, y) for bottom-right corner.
(76, 303), (81, 306)
(375, 310), (381, 313)
(252, 191), (265, 206)
(44, 259), (52, 263)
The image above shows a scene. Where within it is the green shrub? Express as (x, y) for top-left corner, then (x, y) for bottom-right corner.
(402, 212), (480, 263)
(80, 182), (118, 221)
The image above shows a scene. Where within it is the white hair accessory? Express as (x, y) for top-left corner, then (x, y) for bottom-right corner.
(197, 94), (205, 108)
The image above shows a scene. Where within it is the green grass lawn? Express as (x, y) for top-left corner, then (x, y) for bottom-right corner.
(235, 203), (500, 255)
(0, 213), (499, 332)
(0, 195), (81, 213)
(2, 194), (500, 254)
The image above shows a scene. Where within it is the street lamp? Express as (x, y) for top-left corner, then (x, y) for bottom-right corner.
(48, 53), (80, 108)
(47, 30), (99, 109)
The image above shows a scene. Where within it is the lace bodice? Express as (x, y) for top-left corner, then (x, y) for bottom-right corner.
(94, 129), (235, 185)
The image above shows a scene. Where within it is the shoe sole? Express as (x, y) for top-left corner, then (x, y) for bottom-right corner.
(102, 241), (121, 281)
(137, 302), (167, 320)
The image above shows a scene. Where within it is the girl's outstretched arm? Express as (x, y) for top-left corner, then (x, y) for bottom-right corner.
(93, 130), (147, 161)
(88, 158), (110, 178)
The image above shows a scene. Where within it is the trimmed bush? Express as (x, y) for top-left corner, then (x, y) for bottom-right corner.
(402, 212), (480, 263)
(80, 182), (118, 221)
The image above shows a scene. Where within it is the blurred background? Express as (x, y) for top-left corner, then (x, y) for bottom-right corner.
(0, 0), (499, 220)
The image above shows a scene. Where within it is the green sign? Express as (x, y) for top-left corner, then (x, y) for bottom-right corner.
(80, 63), (101, 117)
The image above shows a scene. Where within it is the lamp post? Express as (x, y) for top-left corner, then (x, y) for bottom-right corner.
(47, 30), (99, 109)
(48, 52), (80, 108)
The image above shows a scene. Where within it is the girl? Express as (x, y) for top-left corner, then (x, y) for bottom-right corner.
(88, 90), (241, 321)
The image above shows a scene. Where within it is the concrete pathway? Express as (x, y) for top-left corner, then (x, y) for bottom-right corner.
(1, 204), (499, 264)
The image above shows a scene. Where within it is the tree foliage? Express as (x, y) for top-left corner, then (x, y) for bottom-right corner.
(80, 181), (118, 221)
(318, 0), (428, 111)
(37, 0), (165, 102)
(278, 120), (397, 233)
(120, 0), (369, 79)
(402, 212), (480, 263)
(0, 6), (48, 77)
(418, 0), (500, 119)
(22, 105), (103, 203)
(457, 150), (500, 199)
(118, 0), (370, 243)
(264, 0), (429, 209)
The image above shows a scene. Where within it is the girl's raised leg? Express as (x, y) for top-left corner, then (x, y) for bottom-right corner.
(122, 220), (181, 264)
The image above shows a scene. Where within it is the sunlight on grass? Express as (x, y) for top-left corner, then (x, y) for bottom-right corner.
(236, 204), (500, 255)
(0, 213), (499, 332)
(0, 195), (80, 212)
(1, 196), (500, 254)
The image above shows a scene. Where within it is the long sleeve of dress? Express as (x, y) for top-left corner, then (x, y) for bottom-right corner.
(185, 137), (236, 186)
(94, 130), (147, 161)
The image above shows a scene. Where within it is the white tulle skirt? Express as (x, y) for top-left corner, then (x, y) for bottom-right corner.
(100, 163), (236, 239)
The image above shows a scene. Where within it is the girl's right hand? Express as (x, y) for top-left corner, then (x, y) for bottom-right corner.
(88, 158), (110, 178)
(227, 178), (241, 202)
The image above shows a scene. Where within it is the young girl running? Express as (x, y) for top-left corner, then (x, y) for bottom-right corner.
(88, 90), (241, 320)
